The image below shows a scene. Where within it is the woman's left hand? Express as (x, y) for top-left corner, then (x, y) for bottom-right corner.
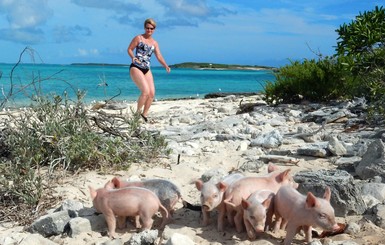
(166, 66), (171, 73)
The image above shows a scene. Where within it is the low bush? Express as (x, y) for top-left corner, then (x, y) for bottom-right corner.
(0, 90), (170, 224)
(264, 56), (354, 104)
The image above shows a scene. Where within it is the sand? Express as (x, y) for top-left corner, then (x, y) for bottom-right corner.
(1, 95), (384, 245)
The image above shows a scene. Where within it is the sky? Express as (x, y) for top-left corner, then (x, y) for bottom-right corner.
(0, 0), (380, 67)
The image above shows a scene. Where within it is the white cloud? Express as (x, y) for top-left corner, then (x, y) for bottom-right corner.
(77, 48), (99, 57)
(0, 0), (52, 29)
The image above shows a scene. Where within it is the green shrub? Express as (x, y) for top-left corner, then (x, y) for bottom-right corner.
(264, 56), (354, 104)
(0, 91), (170, 223)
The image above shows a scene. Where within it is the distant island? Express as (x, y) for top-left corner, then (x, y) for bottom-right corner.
(169, 62), (277, 71)
(70, 62), (277, 71)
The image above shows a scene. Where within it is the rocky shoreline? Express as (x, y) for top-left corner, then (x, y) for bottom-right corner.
(1, 94), (385, 245)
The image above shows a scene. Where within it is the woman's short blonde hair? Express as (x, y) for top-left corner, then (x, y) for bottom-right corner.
(144, 18), (156, 29)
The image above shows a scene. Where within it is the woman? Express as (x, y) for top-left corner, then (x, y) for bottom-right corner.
(127, 18), (171, 122)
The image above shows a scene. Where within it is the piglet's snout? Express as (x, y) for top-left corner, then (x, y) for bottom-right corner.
(332, 223), (340, 231)
(202, 204), (211, 211)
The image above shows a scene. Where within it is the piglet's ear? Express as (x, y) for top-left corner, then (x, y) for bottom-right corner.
(111, 177), (121, 188)
(195, 179), (204, 191)
(268, 163), (279, 173)
(278, 169), (291, 181)
(217, 182), (228, 192)
(241, 198), (250, 209)
(305, 192), (318, 208)
(89, 186), (97, 200)
(323, 186), (331, 202)
(262, 195), (273, 208)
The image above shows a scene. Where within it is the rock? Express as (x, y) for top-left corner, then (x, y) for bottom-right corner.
(126, 229), (158, 245)
(345, 222), (361, 235)
(67, 217), (92, 238)
(373, 204), (385, 229)
(361, 182), (385, 206)
(355, 139), (385, 181)
(28, 210), (72, 237)
(200, 168), (228, 183)
(328, 136), (347, 156)
(296, 143), (330, 158)
(250, 129), (283, 148)
(239, 159), (264, 173)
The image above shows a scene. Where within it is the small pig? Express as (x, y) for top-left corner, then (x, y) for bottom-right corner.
(273, 185), (339, 245)
(109, 177), (181, 218)
(223, 169), (298, 233)
(89, 186), (168, 238)
(195, 172), (244, 231)
(241, 190), (275, 240)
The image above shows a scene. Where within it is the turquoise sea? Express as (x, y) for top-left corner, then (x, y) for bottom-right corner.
(0, 63), (275, 107)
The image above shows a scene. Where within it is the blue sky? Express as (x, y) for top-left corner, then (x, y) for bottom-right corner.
(0, 0), (380, 67)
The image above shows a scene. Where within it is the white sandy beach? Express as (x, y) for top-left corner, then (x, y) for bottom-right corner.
(1, 95), (385, 245)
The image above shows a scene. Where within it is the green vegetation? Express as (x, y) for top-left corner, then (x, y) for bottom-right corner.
(0, 49), (170, 225)
(264, 6), (385, 123)
(170, 62), (276, 70)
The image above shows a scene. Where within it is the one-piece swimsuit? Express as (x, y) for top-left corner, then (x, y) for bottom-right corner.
(130, 36), (155, 74)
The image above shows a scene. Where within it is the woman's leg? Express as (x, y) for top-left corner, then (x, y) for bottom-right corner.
(141, 71), (155, 117)
(130, 67), (150, 115)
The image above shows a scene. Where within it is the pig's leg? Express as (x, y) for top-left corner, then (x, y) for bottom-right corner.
(265, 208), (274, 231)
(159, 206), (169, 229)
(225, 208), (235, 227)
(104, 212), (117, 238)
(117, 216), (126, 229)
(202, 210), (210, 226)
(280, 218), (288, 230)
(217, 203), (225, 231)
(283, 223), (297, 245)
(134, 215), (141, 228)
(273, 215), (282, 233)
(303, 225), (313, 242)
(140, 216), (154, 230)
(234, 209), (244, 233)
(244, 217), (256, 240)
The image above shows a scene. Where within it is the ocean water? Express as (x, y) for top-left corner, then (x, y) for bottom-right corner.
(0, 63), (275, 107)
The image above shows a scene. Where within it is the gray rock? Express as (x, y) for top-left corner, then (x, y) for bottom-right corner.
(328, 136), (347, 156)
(361, 182), (385, 203)
(345, 222), (361, 235)
(296, 146), (329, 158)
(239, 159), (265, 173)
(294, 170), (366, 216)
(250, 129), (283, 148)
(28, 210), (72, 237)
(125, 229), (158, 245)
(373, 203), (385, 229)
(67, 217), (92, 237)
(355, 139), (385, 181)
(200, 168), (228, 183)
(103, 239), (124, 245)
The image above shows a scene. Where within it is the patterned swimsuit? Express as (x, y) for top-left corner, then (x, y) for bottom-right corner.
(131, 36), (155, 74)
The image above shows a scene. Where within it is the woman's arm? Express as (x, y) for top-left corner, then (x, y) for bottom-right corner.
(127, 36), (139, 63)
(154, 41), (171, 73)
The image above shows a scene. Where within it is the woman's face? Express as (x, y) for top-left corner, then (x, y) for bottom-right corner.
(144, 24), (155, 35)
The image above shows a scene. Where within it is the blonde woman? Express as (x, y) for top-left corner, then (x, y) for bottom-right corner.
(127, 18), (171, 122)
